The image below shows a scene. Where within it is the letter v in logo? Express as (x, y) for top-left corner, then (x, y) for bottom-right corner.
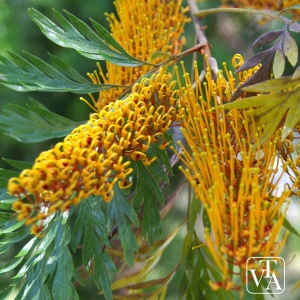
(249, 268), (266, 287)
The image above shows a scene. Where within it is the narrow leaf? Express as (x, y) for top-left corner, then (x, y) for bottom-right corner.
(110, 256), (159, 291)
(0, 212), (13, 226)
(107, 186), (139, 266)
(0, 100), (84, 143)
(159, 148), (173, 175)
(240, 75), (300, 93)
(189, 195), (201, 233)
(90, 19), (127, 54)
(274, 213), (300, 237)
(181, 234), (193, 268)
(93, 253), (114, 300)
(283, 31), (298, 67)
(236, 50), (271, 73)
(292, 277), (300, 293)
(16, 237), (38, 257)
(273, 50), (285, 78)
(28, 8), (103, 60)
(123, 264), (178, 289)
(0, 51), (120, 93)
(72, 197), (110, 256)
(292, 66), (300, 79)
(133, 162), (164, 245)
(281, 95), (300, 138)
(0, 193), (18, 210)
(63, 10), (113, 54)
(0, 168), (20, 183)
(28, 8), (149, 67)
(90, 18), (150, 67)
(2, 158), (33, 170)
(72, 267), (85, 286)
(35, 220), (59, 255)
(177, 271), (189, 300)
(231, 54), (275, 101)
(189, 253), (204, 299)
(99, 52), (146, 67)
(48, 53), (91, 83)
(253, 30), (283, 46)
(0, 171), (18, 189)
(0, 220), (25, 234)
(0, 243), (12, 255)
(50, 216), (78, 300)
(225, 86), (300, 143)
(202, 207), (211, 232)
(199, 279), (219, 300)
(52, 255), (73, 300)
(143, 189), (162, 246)
(71, 205), (86, 252)
(151, 51), (172, 60)
(147, 147), (169, 184)
(0, 256), (24, 274)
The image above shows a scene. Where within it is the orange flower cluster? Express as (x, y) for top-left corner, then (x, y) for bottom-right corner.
(84, 0), (190, 111)
(172, 58), (291, 291)
(9, 69), (180, 235)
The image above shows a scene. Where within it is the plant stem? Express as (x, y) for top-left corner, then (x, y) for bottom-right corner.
(194, 7), (289, 23)
(186, 0), (212, 58)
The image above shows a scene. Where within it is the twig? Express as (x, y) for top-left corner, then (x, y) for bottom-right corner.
(194, 7), (292, 23)
(186, 0), (212, 58)
(118, 42), (206, 100)
(186, 0), (221, 80)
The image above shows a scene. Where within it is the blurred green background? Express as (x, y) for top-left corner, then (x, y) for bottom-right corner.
(0, 0), (300, 299)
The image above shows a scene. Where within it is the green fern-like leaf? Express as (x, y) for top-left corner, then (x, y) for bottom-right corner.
(0, 98), (84, 143)
(1, 213), (81, 300)
(28, 8), (153, 67)
(107, 186), (139, 266)
(133, 161), (164, 246)
(0, 51), (124, 93)
(71, 196), (116, 300)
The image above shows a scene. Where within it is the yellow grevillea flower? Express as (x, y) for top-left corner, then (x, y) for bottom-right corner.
(9, 69), (179, 235)
(172, 57), (291, 291)
(84, 0), (190, 111)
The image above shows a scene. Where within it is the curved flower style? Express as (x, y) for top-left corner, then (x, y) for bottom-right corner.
(172, 57), (292, 291)
(231, 54), (261, 86)
(9, 69), (180, 235)
(84, 0), (190, 111)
